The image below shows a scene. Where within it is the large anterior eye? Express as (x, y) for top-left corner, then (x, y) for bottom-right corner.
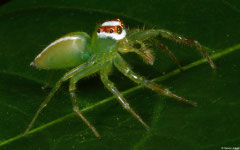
(109, 29), (114, 33)
(97, 28), (101, 33)
(117, 26), (122, 34)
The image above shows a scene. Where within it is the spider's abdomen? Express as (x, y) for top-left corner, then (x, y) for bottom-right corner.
(32, 32), (92, 70)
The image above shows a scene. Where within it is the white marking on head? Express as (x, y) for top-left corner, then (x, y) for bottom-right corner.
(102, 21), (121, 27)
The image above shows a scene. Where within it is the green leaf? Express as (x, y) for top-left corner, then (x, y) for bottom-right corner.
(0, 0), (240, 150)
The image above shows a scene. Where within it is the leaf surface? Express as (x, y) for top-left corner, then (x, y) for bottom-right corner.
(0, 0), (240, 149)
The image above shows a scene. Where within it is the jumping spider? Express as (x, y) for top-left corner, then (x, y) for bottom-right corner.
(24, 19), (215, 138)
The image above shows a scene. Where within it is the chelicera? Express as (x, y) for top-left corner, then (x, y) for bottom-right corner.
(24, 18), (215, 138)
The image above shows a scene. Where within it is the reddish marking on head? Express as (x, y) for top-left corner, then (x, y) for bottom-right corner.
(98, 26), (122, 34)
(97, 19), (125, 34)
(97, 18), (126, 40)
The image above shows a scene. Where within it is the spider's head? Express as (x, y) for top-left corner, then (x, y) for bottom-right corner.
(97, 19), (126, 40)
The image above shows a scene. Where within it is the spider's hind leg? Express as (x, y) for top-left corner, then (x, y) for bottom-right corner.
(41, 70), (56, 90)
(23, 77), (64, 136)
(23, 62), (97, 136)
(114, 54), (197, 107)
(23, 71), (72, 136)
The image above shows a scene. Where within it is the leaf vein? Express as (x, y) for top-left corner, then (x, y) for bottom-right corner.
(1, 43), (240, 147)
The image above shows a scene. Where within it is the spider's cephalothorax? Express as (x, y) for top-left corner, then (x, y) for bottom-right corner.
(91, 19), (127, 55)
(26, 18), (216, 138)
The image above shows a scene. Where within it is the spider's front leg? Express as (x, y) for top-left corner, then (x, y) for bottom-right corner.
(114, 54), (197, 107)
(128, 29), (216, 69)
(100, 68), (150, 130)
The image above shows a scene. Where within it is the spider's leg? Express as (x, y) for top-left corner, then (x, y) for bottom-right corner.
(23, 63), (93, 136)
(154, 41), (183, 72)
(128, 29), (216, 69)
(23, 77), (67, 136)
(157, 29), (216, 69)
(41, 70), (56, 90)
(69, 81), (100, 138)
(69, 64), (102, 138)
(100, 69), (150, 130)
(114, 54), (197, 107)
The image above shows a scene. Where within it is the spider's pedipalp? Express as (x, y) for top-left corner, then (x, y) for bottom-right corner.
(117, 39), (155, 65)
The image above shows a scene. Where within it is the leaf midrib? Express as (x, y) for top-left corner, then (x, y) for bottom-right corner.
(1, 43), (240, 147)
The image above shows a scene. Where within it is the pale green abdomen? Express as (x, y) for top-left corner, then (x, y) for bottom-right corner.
(33, 32), (92, 69)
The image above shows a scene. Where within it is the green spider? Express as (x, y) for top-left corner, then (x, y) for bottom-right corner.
(24, 18), (215, 138)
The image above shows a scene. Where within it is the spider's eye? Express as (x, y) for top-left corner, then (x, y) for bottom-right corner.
(110, 29), (114, 33)
(97, 29), (101, 33)
(117, 26), (122, 34)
